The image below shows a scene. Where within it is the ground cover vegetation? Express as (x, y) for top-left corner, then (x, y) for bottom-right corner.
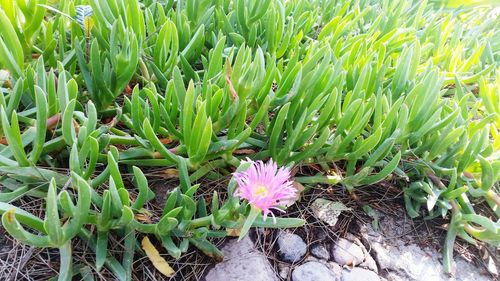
(0, 0), (498, 280)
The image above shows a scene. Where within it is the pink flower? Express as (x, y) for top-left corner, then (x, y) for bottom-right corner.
(233, 159), (297, 222)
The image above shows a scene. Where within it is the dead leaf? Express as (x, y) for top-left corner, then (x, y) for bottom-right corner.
(225, 61), (238, 100)
(350, 192), (360, 201)
(135, 213), (152, 223)
(311, 198), (351, 227)
(0, 70), (11, 88)
(105, 116), (119, 128)
(46, 113), (62, 130)
(290, 181), (305, 204)
(124, 84), (133, 95)
(141, 236), (175, 277)
(73, 119), (80, 134)
(159, 138), (174, 144)
(226, 228), (241, 237)
(161, 169), (179, 179)
(83, 16), (94, 37)
(233, 149), (256, 155)
(463, 171), (474, 179)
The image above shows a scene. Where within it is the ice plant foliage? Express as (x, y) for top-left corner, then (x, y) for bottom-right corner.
(0, 0), (498, 279)
(234, 159), (297, 223)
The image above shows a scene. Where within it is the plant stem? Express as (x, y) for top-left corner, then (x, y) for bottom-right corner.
(58, 241), (72, 281)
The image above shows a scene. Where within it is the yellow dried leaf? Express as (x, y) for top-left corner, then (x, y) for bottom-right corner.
(161, 168), (179, 179)
(141, 236), (175, 277)
(84, 17), (94, 37)
(134, 213), (152, 223)
(226, 228), (241, 237)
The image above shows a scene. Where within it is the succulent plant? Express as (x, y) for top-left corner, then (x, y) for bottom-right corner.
(0, 0), (498, 279)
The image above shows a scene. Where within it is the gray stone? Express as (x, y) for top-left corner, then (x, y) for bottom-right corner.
(311, 244), (330, 260)
(315, 229), (329, 240)
(277, 232), (307, 263)
(455, 258), (492, 281)
(342, 268), (380, 281)
(326, 262), (343, 278)
(485, 255), (498, 275)
(307, 258), (342, 279)
(359, 253), (378, 273)
(331, 238), (365, 266)
(358, 213), (491, 281)
(305, 255), (319, 262)
(292, 261), (339, 281)
(345, 233), (378, 273)
(204, 236), (278, 281)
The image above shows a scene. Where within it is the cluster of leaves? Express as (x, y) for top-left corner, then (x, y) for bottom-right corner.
(0, 0), (498, 279)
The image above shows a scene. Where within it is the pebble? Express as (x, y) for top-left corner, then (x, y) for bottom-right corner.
(204, 236), (278, 281)
(311, 244), (330, 260)
(277, 232), (307, 263)
(360, 252), (378, 273)
(292, 261), (339, 281)
(331, 238), (365, 266)
(315, 229), (329, 240)
(342, 268), (380, 281)
(326, 262), (343, 277)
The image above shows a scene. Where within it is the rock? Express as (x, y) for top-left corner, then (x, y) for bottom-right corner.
(344, 233), (378, 273)
(311, 244), (330, 260)
(359, 253), (378, 273)
(342, 268), (380, 281)
(315, 228), (329, 240)
(485, 254), (498, 275)
(326, 262), (343, 277)
(204, 236), (278, 281)
(308, 258), (343, 278)
(455, 258), (492, 281)
(358, 212), (491, 281)
(277, 232), (307, 263)
(311, 198), (351, 227)
(305, 255), (320, 262)
(331, 238), (365, 266)
(292, 261), (340, 281)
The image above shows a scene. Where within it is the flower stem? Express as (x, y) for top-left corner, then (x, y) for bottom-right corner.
(238, 206), (260, 241)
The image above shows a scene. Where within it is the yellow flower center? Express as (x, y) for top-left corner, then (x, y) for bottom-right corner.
(254, 185), (269, 197)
